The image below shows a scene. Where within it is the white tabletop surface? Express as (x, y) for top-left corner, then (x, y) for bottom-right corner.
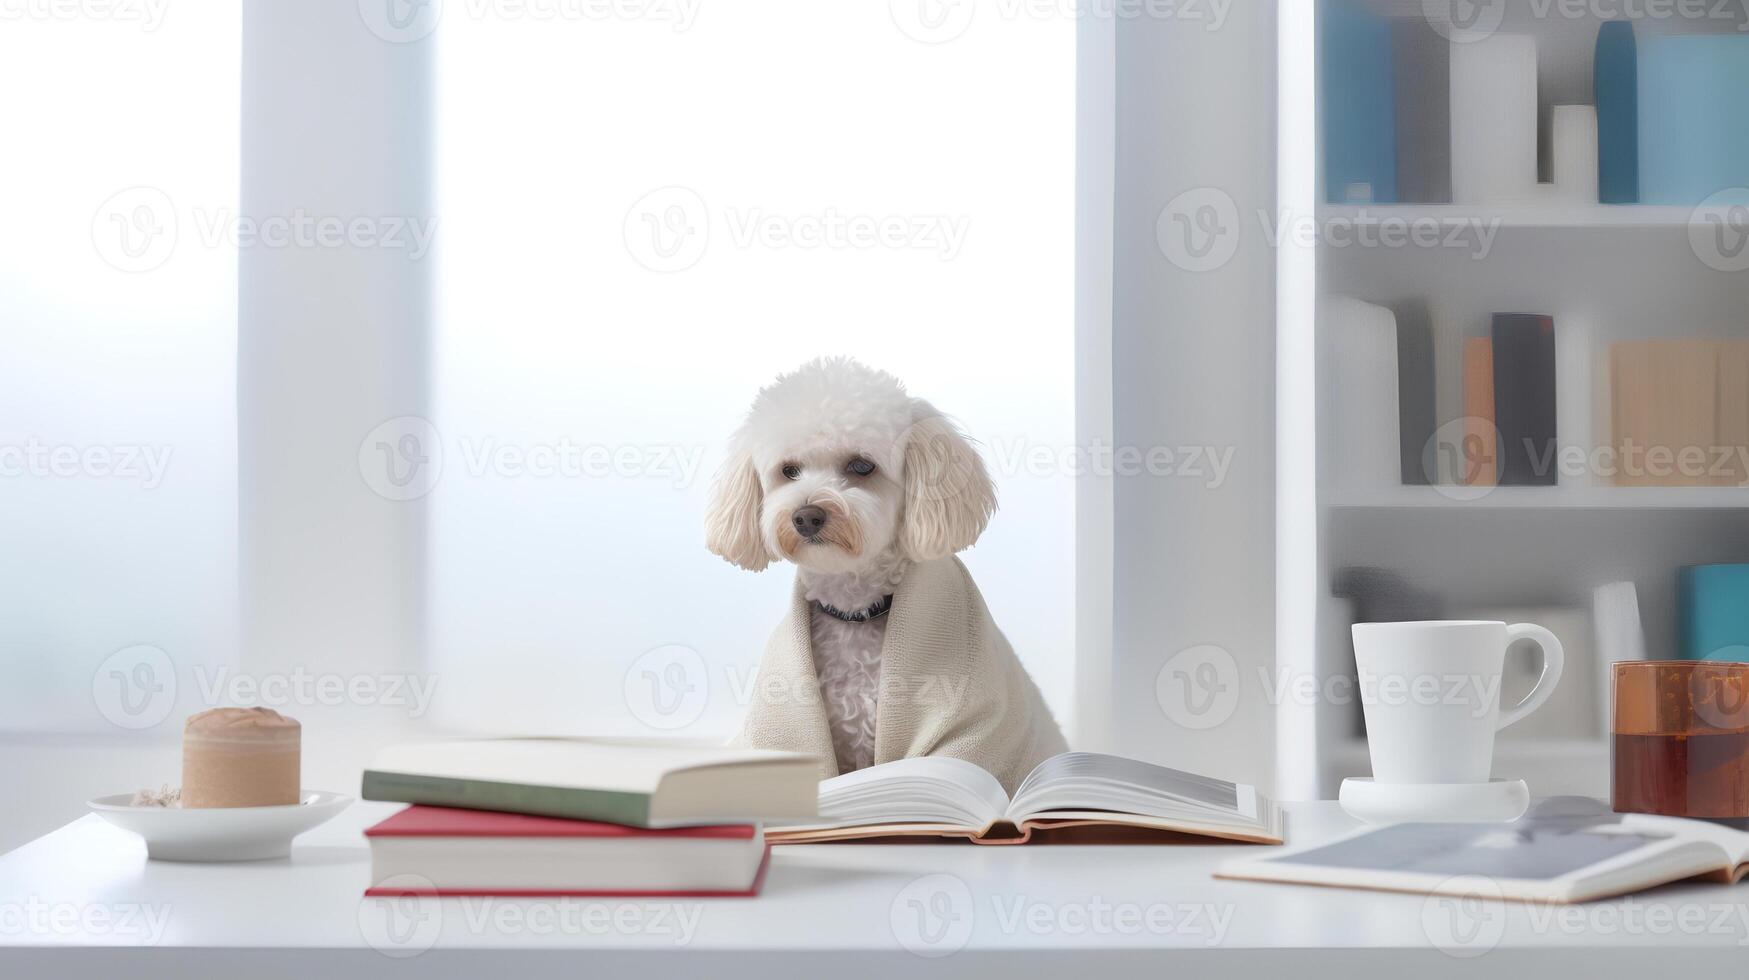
(3, 800), (1747, 978)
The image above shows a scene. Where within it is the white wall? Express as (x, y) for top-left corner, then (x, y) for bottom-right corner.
(1110, 5), (1279, 789)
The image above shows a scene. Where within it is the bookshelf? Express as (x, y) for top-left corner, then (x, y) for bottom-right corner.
(1331, 485), (1749, 510)
(1320, 204), (1700, 229)
(1300, 2), (1749, 798)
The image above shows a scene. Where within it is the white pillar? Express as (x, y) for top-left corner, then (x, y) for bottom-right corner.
(1075, 8), (1118, 753)
(1111, 1), (1280, 790)
(1276, 0), (1320, 801)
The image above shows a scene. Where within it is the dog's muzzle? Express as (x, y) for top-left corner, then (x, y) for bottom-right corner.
(776, 494), (862, 557)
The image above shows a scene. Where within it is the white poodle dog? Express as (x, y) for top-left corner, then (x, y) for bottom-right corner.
(706, 357), (1065, 787)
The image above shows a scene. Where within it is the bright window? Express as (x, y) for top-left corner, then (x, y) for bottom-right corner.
(0, 9), (239, 733)
(429, 2), (1076, 736)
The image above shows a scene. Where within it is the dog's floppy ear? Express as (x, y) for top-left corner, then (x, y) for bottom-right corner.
(705, 438), (770, 571)
(899, 404), (997, 562)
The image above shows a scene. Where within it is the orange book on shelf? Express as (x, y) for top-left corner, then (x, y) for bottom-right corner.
(1461, 337), (1497, 486)
(1719, 341), (1749, 486)
(1610, 340), (1719, 487)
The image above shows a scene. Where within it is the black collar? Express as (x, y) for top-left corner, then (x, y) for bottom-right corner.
(814, 595), (894, 623)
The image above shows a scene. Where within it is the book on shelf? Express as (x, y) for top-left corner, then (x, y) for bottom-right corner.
(1218, 808), (1749, 904)
(1595, 20), (1638, 205)
(765, 752), (1283, 846)
(1610, 339), (1719, 487)
(1718, 341), (1749, 485)
(1461, 336), (1497, 486)
(1395, 299), (1438, 485)
(1321, 0), (1395, 204)
(363, 805), (770, 897)
(1391, 16), (1450, 204)
(361, 738), (818, 828)
(1492, 313), (1558, 486)
(1432, 308), (1468, 485)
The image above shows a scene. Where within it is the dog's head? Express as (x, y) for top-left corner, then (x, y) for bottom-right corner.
(705, 357), (997, 575)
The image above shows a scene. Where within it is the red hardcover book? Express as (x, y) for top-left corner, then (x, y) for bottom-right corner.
(363, 805), (770, 897)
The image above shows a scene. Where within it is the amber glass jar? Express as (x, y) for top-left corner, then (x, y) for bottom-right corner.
(1613, 660), (1749, 818)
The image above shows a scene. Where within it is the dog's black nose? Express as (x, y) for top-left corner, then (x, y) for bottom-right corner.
(792, 505), (828, 539)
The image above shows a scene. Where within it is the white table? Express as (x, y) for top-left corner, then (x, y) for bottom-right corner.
(2, 801), (1746, 978)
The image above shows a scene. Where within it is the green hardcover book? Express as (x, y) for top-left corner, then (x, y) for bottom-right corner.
(361, 738), (819, 827)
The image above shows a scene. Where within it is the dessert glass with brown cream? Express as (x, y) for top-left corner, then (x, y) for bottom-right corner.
(180, 707), (301, 808)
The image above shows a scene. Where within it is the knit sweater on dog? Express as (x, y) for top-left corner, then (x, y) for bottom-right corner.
(731, 556), (1067, 793)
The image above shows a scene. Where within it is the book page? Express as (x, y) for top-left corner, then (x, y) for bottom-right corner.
(771, 756), (1008, 832)
(1268, 823), (1660, 881)
(1621, 813), (1749, 869)
(1007, 752), (1253, 824)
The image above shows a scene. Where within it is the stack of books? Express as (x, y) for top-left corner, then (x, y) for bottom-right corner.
(358, 739), (818, 897)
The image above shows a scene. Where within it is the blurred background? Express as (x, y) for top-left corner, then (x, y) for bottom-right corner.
(0, 1), (1098, 851)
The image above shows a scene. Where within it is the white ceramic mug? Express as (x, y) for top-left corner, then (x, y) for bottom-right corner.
(1351, 620), (1564, 784)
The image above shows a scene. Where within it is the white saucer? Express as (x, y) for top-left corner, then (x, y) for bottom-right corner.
(1339, 777), (1529, 825)
(87, 790), (352, 862)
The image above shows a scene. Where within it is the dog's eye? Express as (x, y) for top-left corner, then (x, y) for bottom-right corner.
(846, 457), (876, 477)
(781, 463), (801, 480)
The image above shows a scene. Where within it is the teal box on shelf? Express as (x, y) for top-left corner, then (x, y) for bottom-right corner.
(1638, 35), (1749, 206)
(1678, 564), (1749, 661)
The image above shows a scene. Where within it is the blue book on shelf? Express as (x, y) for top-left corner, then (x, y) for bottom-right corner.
(1321, 0), (1395, 205)
(1678, 564), (1749, 662)
(1638, 35), (1749, 206)
(1594, 21), (1638, 204)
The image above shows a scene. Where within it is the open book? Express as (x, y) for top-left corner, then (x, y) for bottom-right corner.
(766, 752), (1283, 845)
(1218, 804), (1749, 903)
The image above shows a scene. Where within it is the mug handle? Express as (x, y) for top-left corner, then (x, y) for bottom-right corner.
(1496, 623), (1565, 731)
